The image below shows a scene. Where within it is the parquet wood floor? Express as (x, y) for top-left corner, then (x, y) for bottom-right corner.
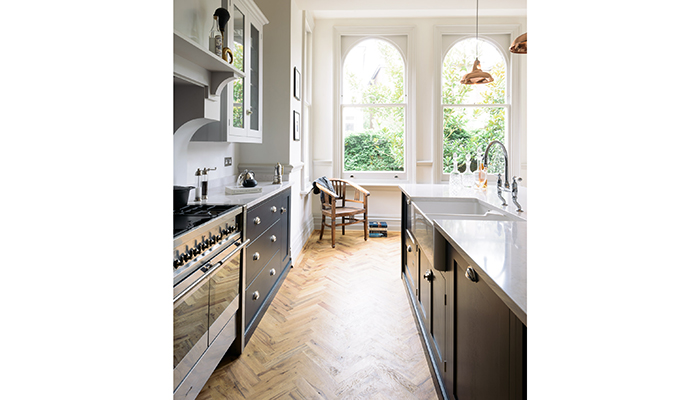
(195, 231), (438, 400)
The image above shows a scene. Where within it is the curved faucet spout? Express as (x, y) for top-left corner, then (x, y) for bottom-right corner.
(484, 140), (509, 190)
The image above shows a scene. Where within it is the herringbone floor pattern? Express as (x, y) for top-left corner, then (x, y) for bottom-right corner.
(196, 231), (438, 400)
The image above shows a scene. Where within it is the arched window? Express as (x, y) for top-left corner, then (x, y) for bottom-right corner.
(441, 37), (508, 176)
(341, 38), (406, 179)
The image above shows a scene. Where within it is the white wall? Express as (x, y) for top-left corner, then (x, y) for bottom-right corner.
(310, 15), (527, 231)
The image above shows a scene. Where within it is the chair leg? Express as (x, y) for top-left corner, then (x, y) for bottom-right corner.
(331, 217), (336, 248)
(364, 214), (368, 241)
(320, 215), (325, 240)
(342, 217), (346, 235)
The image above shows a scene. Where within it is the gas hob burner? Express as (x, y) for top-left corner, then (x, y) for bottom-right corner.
(174, 204), (240, 238)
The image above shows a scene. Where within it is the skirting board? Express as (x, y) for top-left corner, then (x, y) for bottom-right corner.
(312, 215), (401, 231)
(292, 214), (316, 262)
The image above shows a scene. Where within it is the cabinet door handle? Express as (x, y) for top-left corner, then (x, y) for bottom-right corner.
(466, 267), (478, 283)
(270, 268), (276, 276)
(254, 216), (261, 225)
(270, 206), (277, 213)
(407, 245), (412, 253)
(423, 269), (433, 281)
(270, 235), (277, 243)
(280, 207), (286, 214)
(252, 291), (260, 301)
(252, 252), (260, 261)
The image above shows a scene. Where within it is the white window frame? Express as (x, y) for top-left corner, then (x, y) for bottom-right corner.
(301, 11), (314, 192)
(334, 26), (416, 184)
(434, 25), (523, 184)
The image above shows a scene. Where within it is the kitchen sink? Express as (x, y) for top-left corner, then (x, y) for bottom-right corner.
(410, 198), (524, 272)
(412, 198), (525, 222)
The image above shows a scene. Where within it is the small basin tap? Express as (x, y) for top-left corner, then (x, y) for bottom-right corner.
(484, 140), (510, 190)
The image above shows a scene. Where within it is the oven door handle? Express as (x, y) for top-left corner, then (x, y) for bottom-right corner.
(174, 239), (250, 305)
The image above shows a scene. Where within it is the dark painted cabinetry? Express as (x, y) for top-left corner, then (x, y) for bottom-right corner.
(244, 187), (291, 342)
(400, 192), (525, 400)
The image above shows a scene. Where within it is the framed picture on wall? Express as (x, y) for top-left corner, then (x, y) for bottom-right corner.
(294, 67), (301, 100)
(293, 111), (300, 141)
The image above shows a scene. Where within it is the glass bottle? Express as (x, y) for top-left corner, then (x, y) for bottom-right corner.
(449, 153), (461, 187)
(462, 153), (474, 188)
(476, 156), (488, 189)
(209, 15), (222, 57)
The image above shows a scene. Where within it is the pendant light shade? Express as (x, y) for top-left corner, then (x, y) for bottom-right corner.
(460, 58), (494, 84)
(460, 0), (493, 85)
(509, 32), (527, 54)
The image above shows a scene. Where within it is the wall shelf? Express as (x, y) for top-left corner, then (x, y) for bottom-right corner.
(174, 30), (245, 97)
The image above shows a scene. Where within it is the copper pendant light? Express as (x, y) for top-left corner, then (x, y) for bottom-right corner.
(461, 0), (493, 85)
(509, 32), (527, 54)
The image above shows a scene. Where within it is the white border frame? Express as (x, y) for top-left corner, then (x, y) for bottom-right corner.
(433, 24), (523, 184)
(333, 25), (416, 184)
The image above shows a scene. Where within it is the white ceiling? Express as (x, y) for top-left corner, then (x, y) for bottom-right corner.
(295, 0), (527, 19)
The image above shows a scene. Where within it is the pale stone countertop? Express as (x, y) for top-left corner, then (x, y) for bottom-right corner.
(190, 182), (292, 208)
(399, 183), (527, 325)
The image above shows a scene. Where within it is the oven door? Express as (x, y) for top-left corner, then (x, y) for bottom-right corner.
(172, 237), (249, 391)
(206, 238), (248, 342)
(173, 267), (210, 390)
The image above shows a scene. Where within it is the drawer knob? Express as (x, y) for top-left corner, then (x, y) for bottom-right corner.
(270, 235), (277, 243)
(466, 267), (478, 283)
(423, 269), (434, 281)
(280, 207), (286, 214)
(407, 245), (412, 253)
(253, 252), (260, 261)
(252, 291), (260, 301)
(270, 206), (277, 213)
(254, 216), (261, 225)
(270, 268), (276, 276)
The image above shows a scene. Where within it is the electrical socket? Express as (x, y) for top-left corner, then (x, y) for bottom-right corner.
(224, 157), (232, 167)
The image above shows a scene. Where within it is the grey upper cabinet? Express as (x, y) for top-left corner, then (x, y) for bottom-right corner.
(192, 0), (268, 143)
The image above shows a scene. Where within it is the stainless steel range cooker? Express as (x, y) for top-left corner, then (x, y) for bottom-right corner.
(173, 204), (248, 400)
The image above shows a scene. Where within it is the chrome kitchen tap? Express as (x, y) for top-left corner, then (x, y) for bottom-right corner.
(511, 176), (523, 212)
(496, 173), (507, 206)
(484, 140), (510, 190)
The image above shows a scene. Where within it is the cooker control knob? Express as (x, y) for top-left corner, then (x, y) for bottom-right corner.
(173, 259), (180, 268)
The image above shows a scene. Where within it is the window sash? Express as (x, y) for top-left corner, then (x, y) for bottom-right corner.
(341, 104), (406, 178)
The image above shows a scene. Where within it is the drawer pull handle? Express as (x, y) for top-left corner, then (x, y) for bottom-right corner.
(270, 235), (277, 243)
(466, 267), (478, 283)
(407, 245), (412, 253)
(270, 268), (276, 276)
(253, 252), (260, 261)
(270, 206), (277, 213)
(252, 291), (260, 301)
(254, 217), (261, 225)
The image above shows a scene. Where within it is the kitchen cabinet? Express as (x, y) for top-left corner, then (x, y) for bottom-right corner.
(400, 190), (525, 400)
(192, 0), (268, 144)
(450, 244), (525, 400)
(243, 187), (291, 343)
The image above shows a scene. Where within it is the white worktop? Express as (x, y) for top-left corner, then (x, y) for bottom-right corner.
(399, 183), (527, 325)
(190, 182), (292, 208)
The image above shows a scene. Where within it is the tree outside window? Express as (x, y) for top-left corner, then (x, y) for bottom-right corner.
(442, 38), (507, 175)
(342, 39), (405, 174)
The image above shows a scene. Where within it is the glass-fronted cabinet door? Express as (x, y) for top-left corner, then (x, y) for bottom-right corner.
(225, 0), (264, 143)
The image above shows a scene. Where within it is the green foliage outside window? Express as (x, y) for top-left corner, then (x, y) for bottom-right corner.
(442, 40), (507, 174)
(343, 40), (405, 172)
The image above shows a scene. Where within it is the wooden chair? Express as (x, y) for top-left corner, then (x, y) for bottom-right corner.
(316, 178), (370, 248)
